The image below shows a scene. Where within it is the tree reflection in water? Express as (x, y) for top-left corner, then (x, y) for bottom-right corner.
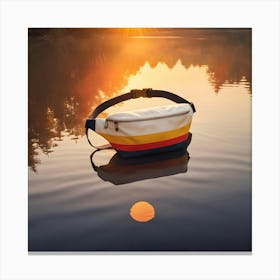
(28, 28), (251, 171)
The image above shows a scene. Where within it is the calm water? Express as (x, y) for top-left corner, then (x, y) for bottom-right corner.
(28, 28), (252, 251)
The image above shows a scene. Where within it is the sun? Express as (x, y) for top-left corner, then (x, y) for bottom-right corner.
(130, 201), (155, 222)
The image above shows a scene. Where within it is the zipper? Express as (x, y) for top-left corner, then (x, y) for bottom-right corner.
(104, 110), (190, 131)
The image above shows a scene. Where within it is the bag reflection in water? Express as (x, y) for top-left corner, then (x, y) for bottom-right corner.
(90, 135), (191, 185)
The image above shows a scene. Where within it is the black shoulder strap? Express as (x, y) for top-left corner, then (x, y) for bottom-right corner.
(90, 88), (196, 119)
(85, 88), (196, 149)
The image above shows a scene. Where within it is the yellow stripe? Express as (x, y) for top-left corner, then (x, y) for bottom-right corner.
(99, 122), (192, 145)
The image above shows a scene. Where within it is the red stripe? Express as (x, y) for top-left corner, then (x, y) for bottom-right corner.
(111, 133), (189, 151)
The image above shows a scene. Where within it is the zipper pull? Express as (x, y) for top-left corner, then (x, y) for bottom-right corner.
(104, 119), (108, 129)
(114, 122), (119, 131)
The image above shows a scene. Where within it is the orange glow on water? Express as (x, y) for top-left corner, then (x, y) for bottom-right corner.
(130, 201), (155, 222)
(28, 29), (251, 172)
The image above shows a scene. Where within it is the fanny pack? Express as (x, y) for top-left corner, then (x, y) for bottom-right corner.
(85, 88), (196, 158)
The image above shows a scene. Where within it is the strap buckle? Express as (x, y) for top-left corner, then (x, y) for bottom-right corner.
(85, 119), (96, 130)
(131, 88), (152, 98)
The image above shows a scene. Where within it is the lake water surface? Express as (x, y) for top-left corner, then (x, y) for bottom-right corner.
(28, 28), (252, 251)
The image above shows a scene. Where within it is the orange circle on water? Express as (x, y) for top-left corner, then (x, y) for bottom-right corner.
(130, 201), (155, 222)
